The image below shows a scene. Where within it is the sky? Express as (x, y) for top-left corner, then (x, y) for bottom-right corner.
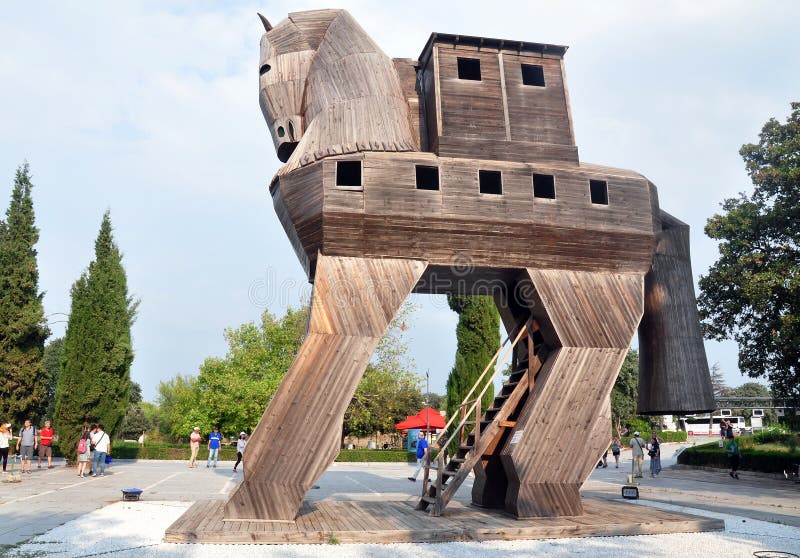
(1, 1), (798, 402)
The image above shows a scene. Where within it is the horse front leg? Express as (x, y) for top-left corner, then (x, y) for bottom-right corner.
(224, 254), (427, 521)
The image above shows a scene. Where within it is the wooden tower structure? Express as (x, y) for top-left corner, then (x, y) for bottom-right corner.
(224, 9), (715, 522)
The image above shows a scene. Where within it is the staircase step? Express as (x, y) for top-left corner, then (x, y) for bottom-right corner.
(450, 458), (465, 464)
(458, 445), (473, 452)
(421, 495), (437, 505)
(442, 469), (458, 477)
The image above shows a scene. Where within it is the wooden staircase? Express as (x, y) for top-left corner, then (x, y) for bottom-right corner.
(416, 319), (548, 516)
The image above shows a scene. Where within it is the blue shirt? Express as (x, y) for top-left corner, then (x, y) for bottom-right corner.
(416, 438), (428, 459)
(209, 432), (222, 450)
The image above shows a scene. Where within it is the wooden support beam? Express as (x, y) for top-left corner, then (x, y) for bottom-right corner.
(224, 255), (426, 521)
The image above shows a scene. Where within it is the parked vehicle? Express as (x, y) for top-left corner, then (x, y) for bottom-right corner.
(681, 415), (746, 436)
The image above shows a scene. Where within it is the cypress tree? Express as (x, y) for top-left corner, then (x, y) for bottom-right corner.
(0, 163), (50, 425)
(445, 295), (500, 437)
(55, 211), (138, 459)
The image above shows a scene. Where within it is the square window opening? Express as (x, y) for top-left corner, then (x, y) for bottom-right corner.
(457, 57), (482, 81)
(415, 165), (440, 191)
(590, 179), (609, 205)
(521, 64), (546, 87)
(533, 174), (556, 199)
(479, 170), (502, 195)
(336, 160), (362, 187)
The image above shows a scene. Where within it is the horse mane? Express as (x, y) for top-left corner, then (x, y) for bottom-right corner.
(270, 10), (417, 175)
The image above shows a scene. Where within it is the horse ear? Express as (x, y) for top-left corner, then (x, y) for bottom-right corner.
(257, 13), (273, 32)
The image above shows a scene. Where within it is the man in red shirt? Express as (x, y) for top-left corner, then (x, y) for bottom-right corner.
(38, 421), (55, 469)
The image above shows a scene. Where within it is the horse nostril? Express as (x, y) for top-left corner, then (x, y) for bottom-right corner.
(259, 64), (271, 76)
(288, 121), (295, 141)
(277, 126), (285, 138)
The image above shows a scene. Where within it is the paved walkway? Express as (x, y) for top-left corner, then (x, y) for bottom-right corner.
(0, 443), (797, 546)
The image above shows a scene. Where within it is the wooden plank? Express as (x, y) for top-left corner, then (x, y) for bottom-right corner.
(224, 255), (426, 521)
(166, 497), (724, 544)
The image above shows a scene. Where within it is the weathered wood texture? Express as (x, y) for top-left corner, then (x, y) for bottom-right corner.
(638, 211), (715, 414)
(224, 255), (426, 521)
(418, 36), (578, 163)
(260, 10), (416, 172)
(269, 152), (657, 278)
(168, 498), (724, 544)
(501, 270), (644, 517)
(247, 8), (716, 524)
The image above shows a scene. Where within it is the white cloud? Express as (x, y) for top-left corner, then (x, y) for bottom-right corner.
(1, 1), (797, 399)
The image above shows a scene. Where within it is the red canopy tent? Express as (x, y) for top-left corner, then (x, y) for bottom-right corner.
(394, 407), (445, 430)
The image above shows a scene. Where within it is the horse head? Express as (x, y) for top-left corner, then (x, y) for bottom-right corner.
(258, 9), (416, 171)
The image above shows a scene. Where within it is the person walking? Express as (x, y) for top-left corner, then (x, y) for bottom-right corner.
(407, 431), (429, 482)
(90, 424), (111, 477)
(76, 428), (92, 478)
(207, 427), (222, 468)
(648, 432), (662, 477)
(189, 427), (202, 468)
(233, 432), (247, 473)
(16, 420), (37, 474)
(726, 431), (740, 479)
(630, 431), (645, 478)
(0, 423), (12, 473)
(37, 420), (55, 469)
(611, 436), (621, 468)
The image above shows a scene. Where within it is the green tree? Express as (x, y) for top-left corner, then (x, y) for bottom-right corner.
(0, 163), (50, 425)
(157, 307), (307, 439)
(55, 211), (138, 460)
(445, 295), (500, 435)
(343, 303), (423, 437)
(156, 374), (206, 440)
(611, 349), (639, 431)
(709, 362), (732, 398)
(698, 103), (800, 398)
(423, 392), (445, 410)
(42, 337), (63, 422)
(119, 381), (151, 439)
(731, 381), (771, 398)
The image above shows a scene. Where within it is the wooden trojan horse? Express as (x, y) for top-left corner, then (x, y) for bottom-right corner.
(224, 9), (715, 521)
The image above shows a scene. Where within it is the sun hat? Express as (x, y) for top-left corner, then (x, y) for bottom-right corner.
(240, 431), (246, 436)
(633, 431), (639, 436)
(193, 427), (200, 431)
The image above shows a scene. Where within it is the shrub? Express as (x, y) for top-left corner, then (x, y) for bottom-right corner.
(621, 431), (687, 446)
(335, 449), (417, 463)
(678, 440), (800, 473)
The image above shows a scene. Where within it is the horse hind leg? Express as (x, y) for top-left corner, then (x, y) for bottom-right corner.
(224, 254), (426, 521)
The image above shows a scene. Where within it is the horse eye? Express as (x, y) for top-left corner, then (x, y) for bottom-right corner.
(259, 64), (271, 76)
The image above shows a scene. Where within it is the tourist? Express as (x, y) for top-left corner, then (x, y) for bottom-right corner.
(234, 432), (247, 473)
(16, 420), (37, 474)
(726, 431), (740, 480)
(0, 423), (12, 473)
(207, 427), (222, 468)
(91, 424), (111, 477)
(189, 427), (202, 468)
(37, 420), (55, 469)
(611, 436), (621, 468)
(720, 418), (728, 440)
(630, 431), (645, 478)
(648, 432), (662, 477)
(407, 431), (429, 482)
(76, 428), (92, 478)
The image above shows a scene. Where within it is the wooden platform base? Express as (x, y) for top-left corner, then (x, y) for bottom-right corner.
(164, 497), (724, 544)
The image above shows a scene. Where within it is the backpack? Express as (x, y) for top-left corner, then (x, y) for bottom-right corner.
(78, 438), (87, 454)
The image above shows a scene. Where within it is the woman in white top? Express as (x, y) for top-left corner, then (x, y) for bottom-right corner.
(233, 432), (247, 474)
(0, 423), (12, 473)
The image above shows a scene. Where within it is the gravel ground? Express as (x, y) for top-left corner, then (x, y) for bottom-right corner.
(6, 499), (800, 558)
